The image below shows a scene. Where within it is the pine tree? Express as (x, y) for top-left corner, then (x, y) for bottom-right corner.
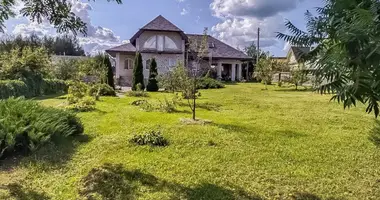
(132, 52), (145, 91)
(146, 58), (159, 92)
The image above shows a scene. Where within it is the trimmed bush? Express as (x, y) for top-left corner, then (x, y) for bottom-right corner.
(130, 130), (168, 147)
(197, 78), (225, 89)
(0, 80), (30, 99)
(0, 79), (68, 99)
(132, 52), (145, 91)
(0, 98), (83, 159)
(88, 84), (116, 97)
(146, 58), (159, 92)
(43, 79), (68, 95)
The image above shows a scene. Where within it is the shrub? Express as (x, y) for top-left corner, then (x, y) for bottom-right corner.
(43, 79), (68, 95)
(157, 98), (178, 113)
(66, 96), (96, 112)
(132, 52), (145, 91)
(88, 84), (116, 97)
(126, 84), (149, 97)
(146, 58), (159, 92)
(0, 80), (30, 99)
(0, 98), (83, 159)
(67, 81), (89, 104)
(130, 130), (168, 147)
(197, 78), (225, 89)
(66, 81), (96, 112)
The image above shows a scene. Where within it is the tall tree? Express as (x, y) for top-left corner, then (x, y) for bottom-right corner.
(0, 0), (122, 35)
(146, 58), (159, 92)
(255, 52), (274, 90)
(277, 0), (380, 117)
(132, 52), (145, 91)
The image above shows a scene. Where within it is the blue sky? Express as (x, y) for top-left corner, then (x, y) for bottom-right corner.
(4, 0), (324, 56)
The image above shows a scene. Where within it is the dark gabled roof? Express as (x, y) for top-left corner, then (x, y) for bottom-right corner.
(130, 15), (187, 45)
(187, 34), (250, 60)
(142, 15), (182, 32)
(290, 46), (311, 62)
(105, 43), (136, 56)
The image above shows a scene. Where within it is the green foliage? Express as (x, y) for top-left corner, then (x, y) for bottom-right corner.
(0, 80), (30, 99)
(0, 79), (67, 99)
(66, 81), (95, 112)
(88, 84), (116, 97)
(132, 52), (145, 91)
(52, 58), (80, 80)
(94, 54), (115, 89)
(197, 77), (225, 89)
(67, 81), (89, 104)
(66, 96), (96, 112)
(0, 34), (85, 55)
(0, 47), (51, 80)
(277, 0), (380, 117)
(126, 91), (149, 98)
(288, 64), (309, 90)
(0, 1), (123, 35)
(130, 130), (168, 147)
(255, 53), (275, 88)
(146, 58), (159, 92)
(158, 64), (190, 92)
(0, 98), (83, 159)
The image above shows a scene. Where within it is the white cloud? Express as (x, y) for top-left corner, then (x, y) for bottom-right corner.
(209, 0), (299, 53)
(181, 8), (189, 16)
(8, 0), (122, 55)
(210, 0), (302, 19)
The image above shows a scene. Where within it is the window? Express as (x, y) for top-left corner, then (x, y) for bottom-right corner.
(157, 35), (164, 51)
(124, 59), (134, 70)
(144, 36), (156, 49)
(165, 36), (178, 49)
(168, 59), (176, 67)
(146, 59), (151, 70)
(143, 35), (179, 51)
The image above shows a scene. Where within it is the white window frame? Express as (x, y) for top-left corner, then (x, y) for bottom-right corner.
(143, 35), (179, 51)
(124, 58), (134, 70)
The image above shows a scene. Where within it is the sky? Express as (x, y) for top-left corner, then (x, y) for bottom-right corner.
(3, 0), (324, 56)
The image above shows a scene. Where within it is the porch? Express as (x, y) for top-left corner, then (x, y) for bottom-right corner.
(214, 60), (243, 82)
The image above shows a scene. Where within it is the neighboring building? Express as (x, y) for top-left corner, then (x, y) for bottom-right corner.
(106, 15), (251, 86)
(271, 56), (287, 64)
(287, 46), (312, 69)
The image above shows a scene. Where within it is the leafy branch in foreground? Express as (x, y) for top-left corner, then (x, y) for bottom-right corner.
(277, 0), (380, 117)
(0, 0), (123, 35)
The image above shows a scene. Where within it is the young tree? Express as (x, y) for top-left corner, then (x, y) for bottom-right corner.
(277, 0), (380, 117)
(186, 28), (209, 120)
(146, 58), (159, 92)
(255, 53), (274, 90)
(0, 0), (123, 35)
(289, 64), (309, 90)
(132, 52), (145, 91)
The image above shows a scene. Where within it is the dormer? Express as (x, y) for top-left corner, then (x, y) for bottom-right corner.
(130, 15), (188, 53)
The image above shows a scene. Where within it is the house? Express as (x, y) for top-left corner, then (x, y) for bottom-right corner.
(105, 15), (251, 86)
(287, 46), (312, 69)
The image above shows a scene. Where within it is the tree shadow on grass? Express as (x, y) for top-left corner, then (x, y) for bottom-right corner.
(274, 130), (308, 139)
(0, 134), (92, 171)
(32, 93), (66, 101)
(213, 123), (255, 134)
(274, 87), (313, 93)
(0, 183), (50, 200)
(369, 120), (380, 147)
(79, 163), (263, 200)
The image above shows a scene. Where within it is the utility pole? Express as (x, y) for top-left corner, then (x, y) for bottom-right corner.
(257, 27), (260, 66)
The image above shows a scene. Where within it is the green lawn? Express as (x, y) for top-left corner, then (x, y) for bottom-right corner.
(1, 83), (380, 200)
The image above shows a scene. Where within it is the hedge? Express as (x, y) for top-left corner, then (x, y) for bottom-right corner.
(0, 79), (68, 99)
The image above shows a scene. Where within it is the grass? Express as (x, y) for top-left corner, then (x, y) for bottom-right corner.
(1, 83), (380, 199)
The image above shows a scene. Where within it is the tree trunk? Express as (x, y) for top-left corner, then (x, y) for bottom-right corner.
(279, 73), (282, 83)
